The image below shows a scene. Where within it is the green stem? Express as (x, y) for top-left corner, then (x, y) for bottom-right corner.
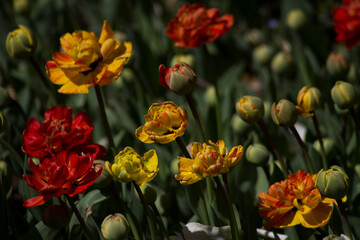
(94, 85), (116, 155)
(150, 203), (170, 240)
(214, 176), (240, 240)
(65, 195), (96, 240)
(0, 137), (23, 171)
(214, 84), (223, 139)
(349, 107), (360, 135)
(133, 182), (157, 240)
(185, 94), (206, 142)
(312, 113), (328, 170)
(337, 200), (353, 240)
(289, 126), (315, 174)
(175, 137), (191, 158)
(257, 120), (288, 178)
(28, 56), (58, 105)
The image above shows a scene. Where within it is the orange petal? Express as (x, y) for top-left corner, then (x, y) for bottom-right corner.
(99, 21), (113, 45)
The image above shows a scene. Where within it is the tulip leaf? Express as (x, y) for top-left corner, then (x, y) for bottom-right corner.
(22, 221), (59, 240)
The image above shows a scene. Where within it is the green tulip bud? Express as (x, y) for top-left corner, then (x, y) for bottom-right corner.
(236, 96), (264, 124)
(326, 52), (349, 80)
(244, 29), (264, 46)
(0, 113), (6, 133)
(253, 44), (275, 66)
(101, 213), (129, 240)
(171, 158), (179, 175)
(205, 86), (216, 107)
(171, 54), (195, 68)
(313, 138), (336, 158)
(92, 160), (112, 188)
(271, 52), (294, 77)
(135, 182), (157, 205)
(271, 99), (298, 126)
(0, 161), (9, 180)
(355, 164), (360, 179)
(42, 203), (71, 229)
(6, 25), (36, 59)
(316, 166), (349, 200)
(322, 235), (342, 240)
(286, 9), (307, 30)
(231, 114), (251, 134)
(331, 81), (357, 109)
(13, 0), (30, 14)
(246, 144), (271, 166)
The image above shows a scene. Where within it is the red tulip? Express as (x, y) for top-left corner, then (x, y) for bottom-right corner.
(165, 3), (233, 48)
(23, 151), (101, 207)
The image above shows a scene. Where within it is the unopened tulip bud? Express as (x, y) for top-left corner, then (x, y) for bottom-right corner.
(170, 54), (195, 68)
(271, 99), (298, 126)
(316, 166), (349, 199)
(0, 113), (5, 133)
(13, 0), (30, 14)
(286, 9), (307, 30)
(331, 81), (357, 109)
(231, 114), (251, 134)
(236, 96), (264, 124)
(93, 160), (112, 188)
(101, 213), (129, 240)
(271, 52), (294, 77)
(42, 203), (71, 229)
(6, 25), (36, 59)
(205, 86), (216, 106)
(322, 235), (342, 240)
(253, 44), (275, 66)
(244, 29), (264, 46)
(246, 144), (271, 166)
(313, 138), (336, 158)
(296, 86), (322, 117)
(159, 63), (197, 95)
(0, 161), (9, 180)
(326, 52), (349, 79)
(135, 182), (157, 205)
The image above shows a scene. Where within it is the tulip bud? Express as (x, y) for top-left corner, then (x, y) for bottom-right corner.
(13, 0), (30, 14)
(135, 182), (157, 205)
(313, 138), (336, 158)
(271, 99), (298, 126)
(42, 203), (71, 229)
(326, 52), (349, 80)
(171, 158), (179, 175)
(170, 54), (195, 68)
(322, 235), (342, 240)
(244, 29), (264, 46)
(205, 86), (216, 106)
(0, 113), (6, 133)
(253, 44), (275, 66)
(159, 63), (197, 95)
(246, 144), (271, 166)
(236, 96), (264, 124)
(331, 81), (357, 109)
(316, 166), (349, 200)
(0, 87), (11, 109)
(0, 161), (10, 180)
(296, 86), (322, 117)
(271, 52), (294, 77)
(101, 213), (129, 240)
(92, 160), (112, 188)
(231, 114), (251, 134)
(286, 9), (307, 30)
(6, 25), (36, 59)
(355, 164), (360, 178)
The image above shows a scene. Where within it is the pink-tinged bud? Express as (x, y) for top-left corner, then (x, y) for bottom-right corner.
(271, 99), (298, 127)
(159, 62), (197, 95)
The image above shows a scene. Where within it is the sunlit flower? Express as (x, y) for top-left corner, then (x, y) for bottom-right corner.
(175, 140), (243, 185)
(22, 106), (105, 160)
(23, 151), (101, 207)
(135, 101), (187, 144)
(46, 21), (132, 94)
(333, 0), (360, 49)
(257, 171), (336, 229)
(105, 147), (158, 186)
(166, 3), (234, 48)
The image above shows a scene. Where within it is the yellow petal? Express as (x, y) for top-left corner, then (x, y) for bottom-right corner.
(99, 21), (113, 45)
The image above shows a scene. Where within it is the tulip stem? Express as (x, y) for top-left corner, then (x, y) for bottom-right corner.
(28, 56), (58, 105)
(257, 120), (288, 178)
(0, 137), (24, 172)
(289, 126), (315, 174)
(214, 176), (240, 240)
(65, 195), (96, 240)
(133, 182), (157, 240)
(94, 85), (116, 155)
(312, 113), (328, 170)
(185, 94), (206, 142)
(337, 200), (353, 240)
(150, 203), (170, 240)
(175, 137), (191, 159)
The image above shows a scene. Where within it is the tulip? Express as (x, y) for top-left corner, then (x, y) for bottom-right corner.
(6, 25), (36, 59)
(236, 96), (264, 124)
